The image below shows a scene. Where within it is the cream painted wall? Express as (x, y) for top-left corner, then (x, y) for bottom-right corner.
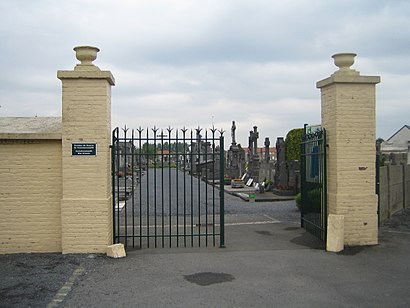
(0, 140), (62, 253)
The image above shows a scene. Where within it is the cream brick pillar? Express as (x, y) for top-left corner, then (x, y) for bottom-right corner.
(317, 53), (380, 246)
(58, 46), (115, 253)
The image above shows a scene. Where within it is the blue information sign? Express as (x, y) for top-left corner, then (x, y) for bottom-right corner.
(71, 143), (97, 156)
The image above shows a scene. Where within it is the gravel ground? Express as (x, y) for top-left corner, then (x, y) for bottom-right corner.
(380, 208), (410, 232)
(1, 203), (409, 308)
(0, 254), (104, 308)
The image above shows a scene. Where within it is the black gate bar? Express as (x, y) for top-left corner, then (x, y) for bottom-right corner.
(112, 126), (225, 249)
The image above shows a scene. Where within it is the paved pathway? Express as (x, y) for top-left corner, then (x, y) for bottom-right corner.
(1, 193), (410, 307)
(63, 218), (410, 307)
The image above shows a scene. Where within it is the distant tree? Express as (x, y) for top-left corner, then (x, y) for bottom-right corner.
(156, 142), (189, 153)
(157, 142), (169, 151)
(141, 142), (156, 155)
(285, 128), (304, 161)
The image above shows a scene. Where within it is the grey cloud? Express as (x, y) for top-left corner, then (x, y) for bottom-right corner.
(1, 0), (409, 141)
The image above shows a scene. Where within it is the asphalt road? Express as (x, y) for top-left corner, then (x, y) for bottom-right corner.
(2, 183), (410, 307)
(114, 168), (299, 249)
(117, 168), (299, 220)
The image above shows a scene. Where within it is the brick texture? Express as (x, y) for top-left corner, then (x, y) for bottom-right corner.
(0, 51), (115, 254)
(319, 73), (380, 246)
(0, 140), (62, 253)
(58, 70), (114, 253)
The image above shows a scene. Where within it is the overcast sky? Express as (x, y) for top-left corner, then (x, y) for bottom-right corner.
(1, 0), (409, 146)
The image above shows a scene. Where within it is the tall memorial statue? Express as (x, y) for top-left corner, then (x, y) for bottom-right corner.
(226, 120), (245, 179)
(252, 126), (259, 156)
(231, 121), (236, 145)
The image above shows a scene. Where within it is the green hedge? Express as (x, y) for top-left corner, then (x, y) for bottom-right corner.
(285, 128), (303, 161)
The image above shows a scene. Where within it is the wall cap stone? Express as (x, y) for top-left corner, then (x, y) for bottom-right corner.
(57, 70), (115, 86)
(0, 117), (62, 139)
(317, 75), (381, 88)
(0, 133), (62, 140)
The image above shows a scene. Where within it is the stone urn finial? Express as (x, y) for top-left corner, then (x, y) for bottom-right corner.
(73, 46), (100, 71)
(331, 52), (359, 76)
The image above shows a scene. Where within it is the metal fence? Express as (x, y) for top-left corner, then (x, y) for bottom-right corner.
(112, 126), (225, 249)
(300, 125), (327, 242)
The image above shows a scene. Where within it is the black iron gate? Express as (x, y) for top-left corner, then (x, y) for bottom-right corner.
(300, 124), (327, 242)
(112, 126), (225, 249)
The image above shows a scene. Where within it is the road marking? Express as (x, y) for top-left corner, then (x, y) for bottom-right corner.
(127, 220), (283, 229)
(385, 230), (410, 235)
(263, 213), (277, 221)
(47, 266), (85, 308)
(225, 220), (281, 226)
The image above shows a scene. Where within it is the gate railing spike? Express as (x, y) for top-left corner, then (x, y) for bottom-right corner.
(218, 128), (225, 136)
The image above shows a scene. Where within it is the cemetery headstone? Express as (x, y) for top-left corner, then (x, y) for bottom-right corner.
(226, 121), (245, 179)
(274, 137), (288, 188)
(264, 137), (270, 163)
(246, 126), (260, 181)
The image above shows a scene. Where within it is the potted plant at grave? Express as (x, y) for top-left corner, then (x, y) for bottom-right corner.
(224, 175), (232, 185)
(231, 178), (245, 188)
(272, 184), (295, 196)
(263, 179), (273, 191)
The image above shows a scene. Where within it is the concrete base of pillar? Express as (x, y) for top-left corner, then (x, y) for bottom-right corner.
(326, 214), (344, 252)
(107, 244), (126, 258)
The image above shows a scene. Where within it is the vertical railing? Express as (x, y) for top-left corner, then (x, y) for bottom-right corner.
(300, 125), (306, 229)
(321, 129), (327, 242)
(375, 140), (381, 227)
(211, 128), (217, 246)
(175, 129), (180, 247)
(168, 127), (172, 248)
(153, 128), (158, 248)
(137, 127), (143, 248)
(190, 129), (194, 247)
(219, 134), (225, 248)
(111, 127), (118, 245)
(182, 128), (187, 247)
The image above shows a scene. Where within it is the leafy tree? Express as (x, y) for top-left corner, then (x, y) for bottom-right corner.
(156, 142), (189, 153)
(141, 142), (156, 155)
(157, 142), (169, 151)
(285, 128), (304, 161)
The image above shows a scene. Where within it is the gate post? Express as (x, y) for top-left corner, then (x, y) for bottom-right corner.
(317, 53), (380, 247)
(58, 46), (115, 253)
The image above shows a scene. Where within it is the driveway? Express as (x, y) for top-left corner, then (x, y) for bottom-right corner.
(1, 202), (410, 307)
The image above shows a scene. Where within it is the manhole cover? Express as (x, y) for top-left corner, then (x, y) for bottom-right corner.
(184, 272), (235, 286)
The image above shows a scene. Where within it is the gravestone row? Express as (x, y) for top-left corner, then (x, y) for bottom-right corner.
(226, 121), (300, 194)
